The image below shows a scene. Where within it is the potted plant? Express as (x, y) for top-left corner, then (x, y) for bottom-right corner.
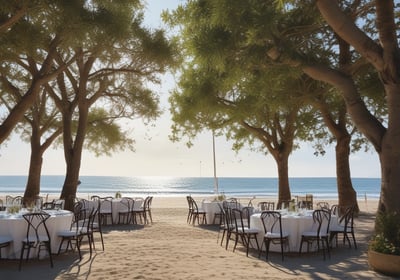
(368, 212), (400, 277)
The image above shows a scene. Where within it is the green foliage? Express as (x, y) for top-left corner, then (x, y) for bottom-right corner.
(370, 212), (400, 256)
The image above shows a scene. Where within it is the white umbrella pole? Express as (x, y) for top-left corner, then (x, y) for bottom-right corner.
(212, 132), (218, 194)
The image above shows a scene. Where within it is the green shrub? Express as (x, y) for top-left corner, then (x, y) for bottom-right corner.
(369, 212), (400, 255)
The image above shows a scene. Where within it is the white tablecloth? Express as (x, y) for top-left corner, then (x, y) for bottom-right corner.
(0, 209), (73, 259)
(250, 210), (337, 252)
(201, 201), (223, 224)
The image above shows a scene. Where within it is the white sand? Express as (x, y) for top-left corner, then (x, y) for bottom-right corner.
(0, 196), (394, 280)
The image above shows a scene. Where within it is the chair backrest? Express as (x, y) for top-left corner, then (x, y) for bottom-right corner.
(277, 200), (291, 210)
(53, 199), (65, 210)
(223, 199), (240, 210)
(258, 201), (275, 211)
(338, 205), (356, 229)
(5, 195), (14, 206)
(120, 197), (134, 211)
(191, 198), (201, 213)
(99, 197), (113, 212)
(42, 202), (55, 210)
(316, 202), (330, 210)
(241, 206), (253, 227)
(22, 212), (51, 242)
(231, 208), (247, 232)
(312, 209), (331, 236)
(12, 196), (23, 206)
(144, 196), (153, 210)
(260, 211), (283, 235)
(133, 197), (144, 210)
(186, 196), (193, 211)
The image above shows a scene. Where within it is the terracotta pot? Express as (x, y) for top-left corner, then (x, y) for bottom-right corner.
(368, 250), (400, 277)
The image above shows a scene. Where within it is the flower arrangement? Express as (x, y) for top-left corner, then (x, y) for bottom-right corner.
(115, 191), (122, 199)
(213, 193), (226, 202)
(369, 212), (400, 256)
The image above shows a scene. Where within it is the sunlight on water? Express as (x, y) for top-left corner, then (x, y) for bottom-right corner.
(0, 176), (381, 199)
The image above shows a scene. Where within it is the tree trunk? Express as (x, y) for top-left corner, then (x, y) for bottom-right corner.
(276, 152), (291, 205)
(378, 136), (400, 214)
(335, 134), (358, 212)
(23, 145), (43, 206)
(60, 100), (89, 211)
(60, 157), (82, 211)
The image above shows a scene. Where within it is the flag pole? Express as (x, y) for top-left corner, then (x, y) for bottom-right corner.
(212, 131), (218, 194)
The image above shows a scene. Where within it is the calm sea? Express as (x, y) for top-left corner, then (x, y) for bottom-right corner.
(0, 176), (381, 199)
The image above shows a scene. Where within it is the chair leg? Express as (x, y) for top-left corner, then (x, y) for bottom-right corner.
(47, 242), (53, 267)
(19, 244), (25, 271)
(299, 237), (304, 256)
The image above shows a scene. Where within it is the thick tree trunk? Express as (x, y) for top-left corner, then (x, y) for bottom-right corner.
(23, 144), (43, 206)
(335, 134), (358, 212)
(378, 136), (400, 214)
(276, 152), (291, 205)
(60, 100), (89, 211)
(60, 157), (82, 211)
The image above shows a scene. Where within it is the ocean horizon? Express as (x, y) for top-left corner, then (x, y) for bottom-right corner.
(0, 175), (381, 200)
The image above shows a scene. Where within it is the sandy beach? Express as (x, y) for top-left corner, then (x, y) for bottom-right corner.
(0, 196), (395, 280)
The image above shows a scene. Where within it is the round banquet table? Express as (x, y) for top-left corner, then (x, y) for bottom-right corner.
(250, 210), (337, 252)
(0, 209), (73, 259)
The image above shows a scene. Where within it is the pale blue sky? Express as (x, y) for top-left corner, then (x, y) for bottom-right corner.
(0, 1), (381, 178)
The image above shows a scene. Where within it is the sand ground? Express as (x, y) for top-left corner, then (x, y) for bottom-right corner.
(0, 197), (396, 280)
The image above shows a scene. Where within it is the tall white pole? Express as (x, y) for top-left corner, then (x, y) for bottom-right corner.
(212, 131), (218, 194)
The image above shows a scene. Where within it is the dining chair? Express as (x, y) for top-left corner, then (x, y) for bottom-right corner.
(98, 196), (114, 225)
(12, 196), (23, 206)
(144, 196), (153, 224)
(191, 198), (207, 225)
(5, 195), (14, 206)
(231, 208), (260, 257)
(316, 202), (330, 210)
(298, 209), (331, 260)
(259, 211), (289, 261)
(53, 199), (65, 210)
(258, 201), (275, 211)
(226, 198), (240, 209)
(216, 203), (226, 245)
(305, 194), (314, 210)
(0, 198), (6, 211)
(19, 212), (53, 270)
(329, 204), (357, 249)
(57, 201), (86, 259)
(221, 203), (236, 250)
(131, 197), (145, 224)
(118, 197), (134, 224)
(42, 201), (56, 210)
(74, 206), (99, 258)
(186, 196), (194, 224)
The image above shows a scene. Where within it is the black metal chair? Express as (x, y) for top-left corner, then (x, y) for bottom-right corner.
(259, 211), (289, 261)
(186, 196), (194, 224)
(57, 201), (86, 259)
(258, 201), (275, 211)
(329, 205), (357, 249)
(144, 196), (153, 224)
(190, 197), (207, 225)
(231, 208), (260, 257)
(19, 212), (53, 270)
(299, 209), (331, 260)
(118, 197), (134, 224)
